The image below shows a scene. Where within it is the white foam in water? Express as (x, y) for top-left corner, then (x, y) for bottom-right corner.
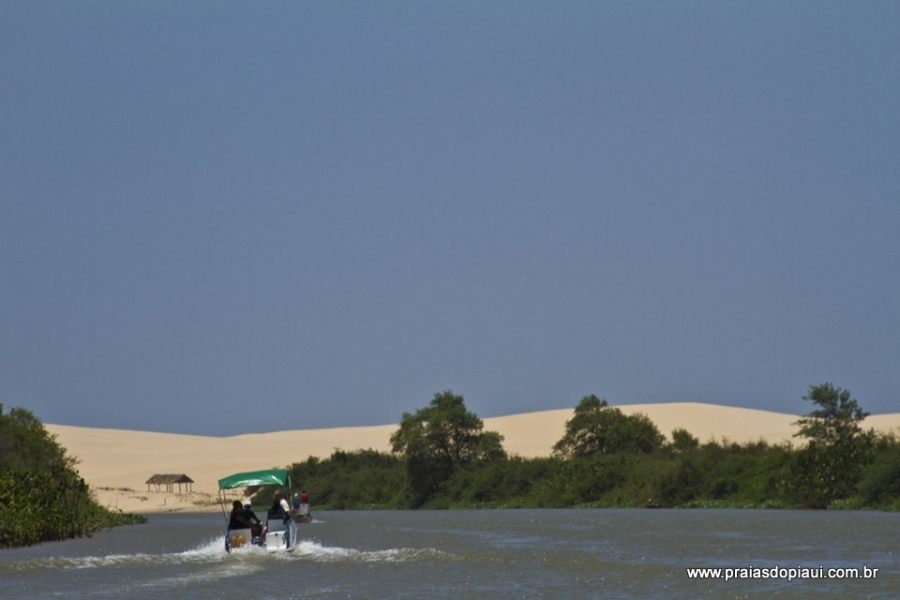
(292, 539), (355, 560)
(13, 537), (232, 573)
(179, 536), (234, 558)
(285, 540), (453, 563)
(17, 536), (450, 575)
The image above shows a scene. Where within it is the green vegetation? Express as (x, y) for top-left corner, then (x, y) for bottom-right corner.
(390, 390), (507, 506)
(0, 405), (146, 549)
(553, 395), (665, 457)
(6, 381), (896, 550)
(286, 384), (900, 511)
(285, 449), (406, 509)
(790, 383), (875, 508)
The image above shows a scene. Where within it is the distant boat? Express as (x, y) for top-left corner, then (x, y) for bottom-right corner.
(218, 468), (301, 553)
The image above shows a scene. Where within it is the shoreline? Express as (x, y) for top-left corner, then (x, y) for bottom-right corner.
(46, 403), (900, 515)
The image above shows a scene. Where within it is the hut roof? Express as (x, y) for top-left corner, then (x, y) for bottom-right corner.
(146, 473), (194, 484)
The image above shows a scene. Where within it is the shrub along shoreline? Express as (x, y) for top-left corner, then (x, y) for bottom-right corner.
(286, 437), (900, 512)
(285, 386), (900, 512)
(0, 405), (146, 549)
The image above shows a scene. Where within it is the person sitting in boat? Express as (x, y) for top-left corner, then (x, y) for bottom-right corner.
(299, 490), (310, 517)
(230, 500), (263, 538)
(268, 491), (291, 523)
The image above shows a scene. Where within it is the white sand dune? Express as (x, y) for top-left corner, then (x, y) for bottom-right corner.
(46, 403), (900, 514)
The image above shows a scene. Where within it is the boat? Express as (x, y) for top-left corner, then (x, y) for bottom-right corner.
(217, 468), (300, 553)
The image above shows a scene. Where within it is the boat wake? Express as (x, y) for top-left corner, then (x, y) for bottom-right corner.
(3, 536), (453, 575)
(283, 539), (454, 563)
(2, 537), (232, 573)
(0, 536), (459, 600)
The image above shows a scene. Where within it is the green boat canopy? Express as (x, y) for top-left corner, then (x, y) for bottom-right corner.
(217, 469), (288, 490)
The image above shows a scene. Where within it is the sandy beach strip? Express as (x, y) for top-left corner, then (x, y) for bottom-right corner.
(45, 403), (900, 515)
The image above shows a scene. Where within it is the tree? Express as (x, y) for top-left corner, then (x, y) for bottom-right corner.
(790, 383), (874, 508)
(0, 405), (74, 471)
(794, 383), (869, 446)
(0, 405), (145, 548)
(553, 395), (664, 457)
(670, 428), (700, 453)
(390, 391), (506, 506)
(857, 435), (900, 508)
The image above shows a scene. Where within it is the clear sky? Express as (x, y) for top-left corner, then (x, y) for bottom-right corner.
(2, 2), (898, 436)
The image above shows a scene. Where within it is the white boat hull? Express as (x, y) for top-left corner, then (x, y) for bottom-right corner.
(225, 519), (299, 553)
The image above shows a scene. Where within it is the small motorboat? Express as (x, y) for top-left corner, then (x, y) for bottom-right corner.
(218, 468), (300, 553)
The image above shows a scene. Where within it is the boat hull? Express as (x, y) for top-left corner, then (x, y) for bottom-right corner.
(225, 520), (299, 553)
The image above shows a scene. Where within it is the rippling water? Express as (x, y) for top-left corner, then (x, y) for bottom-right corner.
(1, 509), (897, 599)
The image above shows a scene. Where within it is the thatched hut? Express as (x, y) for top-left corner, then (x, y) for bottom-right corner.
(146, 474), (194, 493)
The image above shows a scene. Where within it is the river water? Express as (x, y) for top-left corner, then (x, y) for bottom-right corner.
(1, 509), (897, 599)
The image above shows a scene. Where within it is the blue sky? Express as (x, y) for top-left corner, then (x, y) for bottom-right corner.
(2, 2), (898, 436)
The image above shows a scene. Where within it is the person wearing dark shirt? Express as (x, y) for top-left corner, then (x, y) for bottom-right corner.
(229, 500), (262, 538)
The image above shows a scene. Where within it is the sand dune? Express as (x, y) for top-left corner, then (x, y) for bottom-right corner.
(45, 403), (900, 515)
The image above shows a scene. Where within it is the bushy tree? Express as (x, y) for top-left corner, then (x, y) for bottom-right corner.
(286, 449), (405, 510)
(553, 395), (664, 457)
(790, 383), (874, 508)
(390, 391), (506, 506)
(669, 428), (700, 453)
(794, 383), (870, 446)
(0, 405), (145, 548)
(0, 405), (74, 471)
(857, 435), (900, 509)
